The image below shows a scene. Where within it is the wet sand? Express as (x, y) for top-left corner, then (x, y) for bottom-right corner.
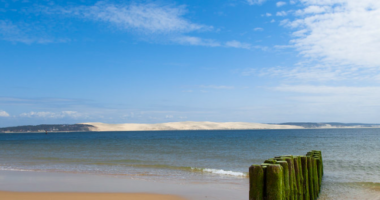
(0, 170), (247, 200)
(0, 191), (186, 200)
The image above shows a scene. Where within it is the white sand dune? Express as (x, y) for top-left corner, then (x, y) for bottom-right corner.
(81, 121), (304, 132)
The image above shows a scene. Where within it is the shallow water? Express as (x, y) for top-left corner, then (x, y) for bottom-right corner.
(1, 129), (380, 199)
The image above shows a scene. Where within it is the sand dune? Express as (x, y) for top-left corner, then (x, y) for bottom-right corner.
(81, 121), (304, 132)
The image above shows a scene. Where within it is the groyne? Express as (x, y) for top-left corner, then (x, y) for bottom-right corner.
(249, 150), (323, 200)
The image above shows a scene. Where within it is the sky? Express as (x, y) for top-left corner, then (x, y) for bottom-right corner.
(1, 0), (380, 127)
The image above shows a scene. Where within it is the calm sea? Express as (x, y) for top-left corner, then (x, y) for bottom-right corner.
(1, 128), (380, 199)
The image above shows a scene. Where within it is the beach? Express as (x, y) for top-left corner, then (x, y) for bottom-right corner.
(0, 170), (246, 200)
(0, 191), (185, 200)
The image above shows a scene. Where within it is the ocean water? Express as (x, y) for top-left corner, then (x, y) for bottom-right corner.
(1, 128), (380, 199)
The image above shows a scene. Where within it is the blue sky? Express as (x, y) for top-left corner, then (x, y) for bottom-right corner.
(1, 0), (380, 127)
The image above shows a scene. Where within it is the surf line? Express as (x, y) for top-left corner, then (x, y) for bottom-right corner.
(249, 150), (323, 200)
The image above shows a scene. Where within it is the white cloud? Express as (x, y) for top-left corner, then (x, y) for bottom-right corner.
(47, 2), (209, 34)
(277, 1), (287, 7)
(285, 0), (380, 67)
(247, 0), (267, 5)
(271, 19), (276, 23)
(295, 5), (329, 15)
(0, 110), (10, 117)
(20, 111), (83, 118)
(225, 40), (251, 49)
(254, 27), (264, 31)
(261, 0), (380, 82)
(266, 13), (272, 16)
(274, 44), (294, 49)
(276, 11), (288, 16)
(173, 36), (221, 47)
(290, 0), (297, 4)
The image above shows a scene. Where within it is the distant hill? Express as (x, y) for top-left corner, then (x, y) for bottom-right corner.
(1, 122), (380, 133)
(279, 122), (380, 128)
(0, 124), (94, 133)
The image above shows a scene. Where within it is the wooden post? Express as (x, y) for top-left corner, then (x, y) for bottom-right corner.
(300, 156), (309, 200)
(294, 156), (303, 200)
(307, 156), (315, 200)
(266, 165), (284, 200)
(276, 161), (290, 200)
(249, 165), (264, 200)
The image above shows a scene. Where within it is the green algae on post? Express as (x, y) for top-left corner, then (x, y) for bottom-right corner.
(276, 161), (290, 200)
(249, 165), (264, 200)
(266, 164), (284, 200)
(282, 157), (296, 200)
(312, 158), (319, 197)
(265, 159), (278, 164)
(307, 156), (315, 200)
(316, 158), (322, 188)
(293, 156), (303, 200)
(300, 156), (310, 200)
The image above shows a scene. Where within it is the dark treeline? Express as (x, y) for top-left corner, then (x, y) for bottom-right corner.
(0, 124), (94, 133)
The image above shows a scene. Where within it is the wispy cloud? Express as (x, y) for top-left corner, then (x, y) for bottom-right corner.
(173, 36), (221, 47)
(274, 85), (380, 95)
(247, 0), (267, 5)
(20, 111), (84, 118)
(0, 97), (83, 106)
(285, 0), (380, 67)
(225, 40), (251, 49)
(35, 2), (257, 49)
(200, 85), (234, 89)
(256, 0), (380, 82)
(254, 27), (264, 31)
(0, 110), (10, 117)
(248, 63), (380, 82)
(0, 20), (67, 44)
(270, 84), (380, 122)
(276, 11), (288, 16)
(42, 2), (210, 34)
(276, 1), (287, 7)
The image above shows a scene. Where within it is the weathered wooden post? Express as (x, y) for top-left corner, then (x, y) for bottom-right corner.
(307, 156), (315, 200)
(294, 156), (303, 200)
(300, 156), (309, 200)
(266, 164), (284, 200)
(276, 161), (290, 200)
(283, 157), (295, 200)
(312, 158), (319, 197)
(249, 165), (264, 200)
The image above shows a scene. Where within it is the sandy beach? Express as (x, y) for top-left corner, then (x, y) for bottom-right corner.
(0, 191), (186, 200)
(0, 170), (247, 200)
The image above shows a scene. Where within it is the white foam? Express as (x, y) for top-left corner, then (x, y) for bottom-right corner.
(192, 168), (246, 177)
(0, 166), (34, 172)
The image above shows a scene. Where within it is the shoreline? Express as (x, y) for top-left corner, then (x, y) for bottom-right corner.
(0, 170), (247, 200)
(0, 191), (186, 200)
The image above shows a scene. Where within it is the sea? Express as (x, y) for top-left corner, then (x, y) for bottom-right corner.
(1, 128), (380, 199)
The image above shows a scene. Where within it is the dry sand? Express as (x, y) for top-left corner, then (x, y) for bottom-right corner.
(82, 121), (303, 132)
(0, 191), (186, 200)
